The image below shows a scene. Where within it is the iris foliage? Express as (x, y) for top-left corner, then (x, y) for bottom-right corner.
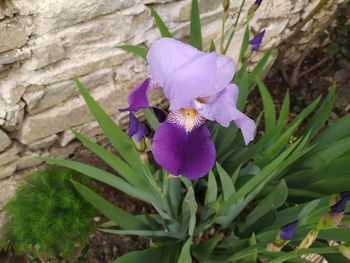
(42, 1), (350, 262)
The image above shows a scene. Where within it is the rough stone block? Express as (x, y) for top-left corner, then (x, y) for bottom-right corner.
(16, 77), (144, 144)
(35, 50), (129, 85)
(0, 142), (24, 166)
(0, 48), (31, 65)
(27, 134), (58, 150)
(0, 100), (25, 131)
(0, 129), (11, 152)
(0, 20), (28, 53)
(34, 0), (136, 32)
(26, 68), (114, 114)
(28, 43), (65, 70)
(16, 151), (45, 170)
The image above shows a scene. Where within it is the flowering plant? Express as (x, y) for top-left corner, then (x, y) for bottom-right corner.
(43, 1), (350, 262)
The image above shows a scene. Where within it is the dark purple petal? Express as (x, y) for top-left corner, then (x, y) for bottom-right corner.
(151, 107), (167, 123)
(280, 220), (299, 241)
(331, 191), (350, 214)
(128, 112), (139, 137)
(127, 113), (149, 142)
(134, 123), (148, 142)
(255, 0), (262, 6)
(152, 121), (215, 180)
(249, 30), (266, 51)
(119, 78), (151, 112)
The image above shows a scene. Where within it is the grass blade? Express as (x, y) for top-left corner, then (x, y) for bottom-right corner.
(75, 79), (145, 175)
(118, 45), (148, 60)
(149, 6), (172, 37)
(189, 0), (202, 50)
(72, 180), (147, 230)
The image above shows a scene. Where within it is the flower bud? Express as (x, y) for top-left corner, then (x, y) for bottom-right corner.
(222, 0), (230, 11)
(318, 192), (350, 230)
(249, 30), (266, 51)
(247, 0), (262, 21)
(267, 220), (299, 252)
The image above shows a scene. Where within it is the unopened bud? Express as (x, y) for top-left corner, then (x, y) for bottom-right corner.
(222, 0), (230, 11)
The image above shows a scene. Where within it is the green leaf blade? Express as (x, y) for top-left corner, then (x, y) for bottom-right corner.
(149, 6), (172, 38)
(118, 45), (148, 60)
(189, 0), (202, 50)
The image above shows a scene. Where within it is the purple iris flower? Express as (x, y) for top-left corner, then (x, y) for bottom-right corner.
(330, 191), (350, 214)
(249, 30), (265, 51)
(128, 112), (149, 142)
(280, 220), (299, 241)
(120, 38), (256, 179)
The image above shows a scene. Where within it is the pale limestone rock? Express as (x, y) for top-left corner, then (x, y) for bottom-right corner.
(33, 0), (136, 33)
(28, 43), (65, 70)
(0, 48), (31, 65)
(115, 58), (146, 83)
(50, 141), (80, 159)
(0, 129), (11, 152)
(59, 12), (133, 49)
(16, 151), (46, 170)
(0, 100), (25, 131)
(27, 134), (58, 150)
(58, 113), (127, 147)
(0, 143), (24, 166)
(0, 20), (28, 53)
(27, 68), (114, 114)
(0, 162), (17, 179)
(16, 78), (142, 144)
(59, 121), (99, 147)
(0, 80), (26, 105)
(35, 50), (129, 85)
(22, 88), (45, 112)
(0, 176), (17, 208)
(0, 0), (18, 19)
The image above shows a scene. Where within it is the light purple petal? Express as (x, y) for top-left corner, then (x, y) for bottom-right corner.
(194, 84), (256, 145)
(152, 120), (215, 180)
(166, 53), (217, 109)
(214, 54), (235, 93)
(119, 78), (151, 112)
(147, 38), (202, 87)
(147, 38), (235, 111)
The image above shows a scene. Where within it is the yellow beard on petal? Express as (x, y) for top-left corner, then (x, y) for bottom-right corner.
(168, 109), (206, 133)
(181, 108), (198, 133)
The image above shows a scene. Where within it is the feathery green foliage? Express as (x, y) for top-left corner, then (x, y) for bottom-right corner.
(1, 166), (95, 260)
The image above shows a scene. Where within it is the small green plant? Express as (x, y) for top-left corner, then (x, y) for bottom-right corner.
(1, 166), (95, 261)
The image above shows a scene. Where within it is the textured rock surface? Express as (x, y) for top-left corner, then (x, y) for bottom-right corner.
(0, 128), (11, 152)
(0, 0), (345, 223)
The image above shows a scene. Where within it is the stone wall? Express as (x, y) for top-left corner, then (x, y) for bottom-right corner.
(0, 0), (344, 212)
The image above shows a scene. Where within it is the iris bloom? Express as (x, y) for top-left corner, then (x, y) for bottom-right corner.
(120, 38), (255, 179)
